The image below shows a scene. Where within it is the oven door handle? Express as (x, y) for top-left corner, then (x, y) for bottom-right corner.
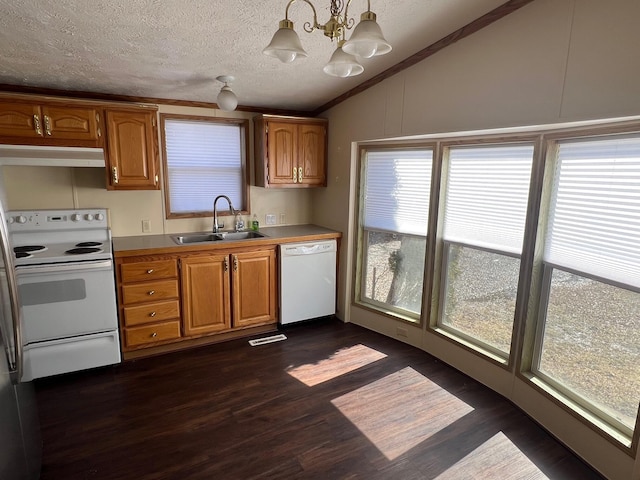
(17, 260), (113, 275)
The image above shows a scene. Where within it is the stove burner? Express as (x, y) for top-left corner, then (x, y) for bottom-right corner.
(14, 245), (46, 253)
(76, 242), (103, 247)
(65, 247), (102, 255)
(15, 251), (32, 259)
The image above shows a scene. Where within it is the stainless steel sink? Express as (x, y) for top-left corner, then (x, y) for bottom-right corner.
(172, 231), (266, 245)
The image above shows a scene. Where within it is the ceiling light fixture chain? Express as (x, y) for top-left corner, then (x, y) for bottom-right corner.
(263, 0), (390, 77)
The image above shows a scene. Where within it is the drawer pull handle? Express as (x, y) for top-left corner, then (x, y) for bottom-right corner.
(151, 332), (157, 338)
(223, 258), (228, 272)
(147, 269), (154, 274)
(44, 115), (52, 136)
(298, 166), (303, 181)
(149, 311), (156, 317)
(33, 115), (43, 135)
(148, 290), (155, 295)
(112, 167), (119, 184)
(293, 166), (297, 183)
(233, 255), (238, 272)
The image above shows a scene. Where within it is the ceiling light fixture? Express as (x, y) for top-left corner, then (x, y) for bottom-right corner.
(263, 0), (391, 78)
(216, 75), (238, 111)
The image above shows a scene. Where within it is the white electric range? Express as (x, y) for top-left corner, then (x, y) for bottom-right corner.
(7, 209), (121, 381)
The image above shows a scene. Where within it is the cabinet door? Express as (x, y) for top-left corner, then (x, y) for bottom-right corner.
(105, 109), (159, 190)
(40, 105), (102, 145)
(181, 255), (231, 336)
(298, 123), (327, 186)
(0, 102), (43, 139)
(266, 122), (297, 185)
(232, 250), (276, 328)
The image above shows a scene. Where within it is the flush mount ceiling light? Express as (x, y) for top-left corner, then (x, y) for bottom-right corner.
(216, 75), (238, 111)
(263, 0), (391, 78)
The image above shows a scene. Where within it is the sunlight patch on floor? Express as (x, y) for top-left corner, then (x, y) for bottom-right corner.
(331, 367), (474, 460)
(434, 431), (549, 479)
(286, 344), (387, 387)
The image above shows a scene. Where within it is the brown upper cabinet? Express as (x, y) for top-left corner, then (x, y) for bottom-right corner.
(0, 99), (102, 147)
(254, 115), (327, 188)
(104, 107), (160, 190)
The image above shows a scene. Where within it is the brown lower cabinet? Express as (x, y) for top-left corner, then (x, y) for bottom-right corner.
(116, 247), (277, 357)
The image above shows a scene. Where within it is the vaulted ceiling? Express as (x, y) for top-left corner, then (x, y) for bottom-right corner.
(0, 0), (530, 112)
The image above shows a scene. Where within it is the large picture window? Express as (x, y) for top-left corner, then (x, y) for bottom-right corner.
(439, 144), (534, 357)
(533, 135), (640, 435)
(358, 148), (433, 320)
(161, 115), (249, 218)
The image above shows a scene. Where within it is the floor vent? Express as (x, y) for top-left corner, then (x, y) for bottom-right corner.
(248, 334), (287, 346)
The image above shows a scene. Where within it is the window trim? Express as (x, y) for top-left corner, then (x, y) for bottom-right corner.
(353, 143), (437, 326)
(160, 113), (250, 219)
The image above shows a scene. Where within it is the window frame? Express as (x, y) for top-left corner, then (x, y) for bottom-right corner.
(532, 263), (638, 438)
(354, 143), (436, 324)
(160, 113), (250, 219)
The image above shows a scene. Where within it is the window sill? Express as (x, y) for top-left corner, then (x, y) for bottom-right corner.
(353, 300), (421, 326)
(431, 327), (509, 367)
(523, 373), (634, 452)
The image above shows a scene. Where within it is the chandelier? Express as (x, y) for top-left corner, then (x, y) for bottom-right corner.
(263, 0), (392, 78)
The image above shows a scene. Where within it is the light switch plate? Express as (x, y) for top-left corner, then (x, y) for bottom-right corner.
(265, 214), (277, 225)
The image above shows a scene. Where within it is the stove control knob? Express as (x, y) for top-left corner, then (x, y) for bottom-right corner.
(95, 213), (105, 221)
(71, 214), (82, 222)
(16, 215), (27, 224)
(85, 214), (94, 221)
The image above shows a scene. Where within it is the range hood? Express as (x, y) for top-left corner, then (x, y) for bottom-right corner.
(0, 145), (105, 167)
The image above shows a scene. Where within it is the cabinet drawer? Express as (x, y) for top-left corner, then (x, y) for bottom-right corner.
(123, 300), (180, 327)
(125, 321), (181, 348)
(122, 280), (178, 305)
(121, 259), (177, 283)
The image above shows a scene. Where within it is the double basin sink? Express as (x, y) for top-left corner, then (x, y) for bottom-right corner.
(172, 231), (266, 245)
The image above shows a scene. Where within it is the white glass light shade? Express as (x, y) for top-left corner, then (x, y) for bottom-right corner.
(263, 21), (308, 64)
(217, 86), (238, 111)
(342, 15), (392, 58)
(323, 44), (364, 78)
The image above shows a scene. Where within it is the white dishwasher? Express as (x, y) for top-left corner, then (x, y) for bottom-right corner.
(279, 239), (337, 325)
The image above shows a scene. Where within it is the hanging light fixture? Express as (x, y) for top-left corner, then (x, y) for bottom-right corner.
(263, 0), (391, 78)
(216, 75), (238, 112)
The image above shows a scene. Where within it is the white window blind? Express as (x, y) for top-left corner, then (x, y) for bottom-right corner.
(443, 145), (534, 254)
(545, 136), (640, 289)
(165, 119), (244, 214)
(363, 149), (432, 236)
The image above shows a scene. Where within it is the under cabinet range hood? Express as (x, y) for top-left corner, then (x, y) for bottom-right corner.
(0, 145), (105, 167)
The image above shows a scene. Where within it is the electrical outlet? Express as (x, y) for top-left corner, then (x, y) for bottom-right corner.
(265, 214), (277, 225)
(142, 219), (151, 233)
(280, 213), (286, 225)
(396, 326), (408, 338)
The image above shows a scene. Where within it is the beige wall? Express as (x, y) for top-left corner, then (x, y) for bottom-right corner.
(312, 0), (640, 478)
(1, 104), (313, 236)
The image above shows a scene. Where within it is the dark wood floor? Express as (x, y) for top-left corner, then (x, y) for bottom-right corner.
(35, 319), (604, 480)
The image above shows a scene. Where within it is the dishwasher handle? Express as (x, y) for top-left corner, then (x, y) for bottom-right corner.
(281, 240), (336, 257)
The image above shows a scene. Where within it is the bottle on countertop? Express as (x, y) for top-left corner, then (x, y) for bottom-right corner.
(251, 214), (259, 231)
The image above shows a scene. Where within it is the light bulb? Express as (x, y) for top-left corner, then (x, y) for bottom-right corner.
(275, 50), (297, 63)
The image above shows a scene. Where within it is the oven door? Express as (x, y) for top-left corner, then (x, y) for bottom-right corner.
(16, 260), (118, 344)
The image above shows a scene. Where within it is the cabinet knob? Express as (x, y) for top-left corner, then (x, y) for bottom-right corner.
(148, 290), (155, 295)
(149, 311), (156, 317)
(151, 332), (157, 338)
(146, 269), (154, 274)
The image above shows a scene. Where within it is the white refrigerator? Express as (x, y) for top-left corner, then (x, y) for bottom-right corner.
(0, 181), (41, 480)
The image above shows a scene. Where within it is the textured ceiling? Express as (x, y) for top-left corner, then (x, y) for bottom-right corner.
(0, 0), (507, 111)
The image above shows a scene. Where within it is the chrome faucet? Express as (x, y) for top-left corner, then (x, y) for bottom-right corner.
(213, 195), (235, 233)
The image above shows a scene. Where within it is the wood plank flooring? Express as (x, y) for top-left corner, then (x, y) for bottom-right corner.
(35, 319), (604, 479)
